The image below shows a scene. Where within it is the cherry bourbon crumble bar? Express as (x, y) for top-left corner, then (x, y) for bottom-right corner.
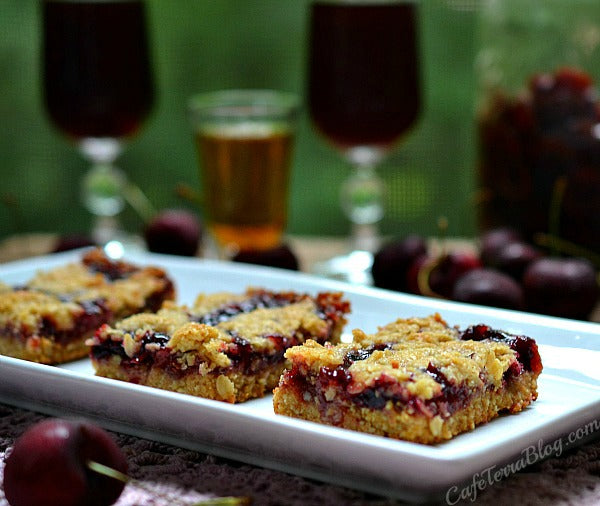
(273, 314), (542, 444)
(87, 289), (350, 403)
(0, 249), (175, 364)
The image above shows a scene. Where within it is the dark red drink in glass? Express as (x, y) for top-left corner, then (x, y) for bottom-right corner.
(42, 0), (154, 140)
(306, 1), (421, 281)
(308, 1), (420, 150)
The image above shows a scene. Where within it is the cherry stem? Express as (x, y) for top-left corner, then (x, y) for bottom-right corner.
(123, 181), (157, 223)
(86, 460), (130, 484)
(86, 460), (250, 505)
(191, 499), (251, 505)
(534, 232), (600, 268)
(548, 176), (567, 257)
(1, 192), (25, 233)
(437, 216), (449, 256)
(176, 182), (203, 206)
(417, 257), (443, 299)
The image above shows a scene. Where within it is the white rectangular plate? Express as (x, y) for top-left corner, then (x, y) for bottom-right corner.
(0, 249), (599, 502)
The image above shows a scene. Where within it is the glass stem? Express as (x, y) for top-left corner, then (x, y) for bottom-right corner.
(79, 138), (127, 244)
(340, 163), (385, 253)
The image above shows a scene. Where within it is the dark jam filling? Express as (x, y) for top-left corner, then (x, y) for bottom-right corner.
(423, 363), (472, 415)
(288, 327), (541, 418)
(83, 250), (174, 306)
(310, 359), (472, 418)
(285, 324), (541, 419)
(459, 324), (543, 375)
(342, 343), (392, 368)
(143, 282), (175, 313)
(219, 333), (299, 375)
(190, 290), (349, 327)
(191, 291), (303, 326)
(40, 298), (111, 345)
(83, 253), (138, 281)
(91, 291), (350, 378)
(92, 328), (311, 378)
(0, 285), (113, 345)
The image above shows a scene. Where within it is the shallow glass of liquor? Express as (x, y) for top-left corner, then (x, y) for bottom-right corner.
(308, 0), (421, 283)
(41, 0), (154, 245)
(188, 89), (299, 258)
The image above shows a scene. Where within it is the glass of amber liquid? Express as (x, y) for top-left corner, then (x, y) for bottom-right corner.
(188, 90), (299, 257)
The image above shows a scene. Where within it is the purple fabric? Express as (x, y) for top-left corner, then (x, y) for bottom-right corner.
(1, 403), (599, 505)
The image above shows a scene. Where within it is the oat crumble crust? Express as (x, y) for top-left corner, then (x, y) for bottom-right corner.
(88, 289), (350, 403)
(0, 249), (175, 364)
(273, 313), (542, 444)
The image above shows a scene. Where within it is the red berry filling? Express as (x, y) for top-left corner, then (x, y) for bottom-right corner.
(1, 295), (112, 346)
(282, 325), (541, 420)
(82, 251), (174, 312)
(90, 291), (350, 379)
(41, 298), (112, 345)
(284, 355), (473, 421)
(459, 324), (543, 375)
(82, 252), (139, 281)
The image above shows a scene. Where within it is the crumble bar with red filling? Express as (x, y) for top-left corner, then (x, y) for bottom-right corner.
(87, 289), (350, 403)
(0, 249), (175, 364)
(273, 314), (542, 444)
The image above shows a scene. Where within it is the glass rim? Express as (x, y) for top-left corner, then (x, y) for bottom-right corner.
(42, 0), (145, 3)
(188, 89), (299, 119)
(310, 0), (418, 4)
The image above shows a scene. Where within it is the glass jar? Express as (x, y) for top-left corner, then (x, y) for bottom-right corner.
(475, 0), (600, 255)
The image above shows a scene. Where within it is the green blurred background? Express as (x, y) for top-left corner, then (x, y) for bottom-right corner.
(0, 0), (479, 241)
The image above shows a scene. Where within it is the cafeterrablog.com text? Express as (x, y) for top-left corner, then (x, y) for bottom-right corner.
(445, 418), (600, 504)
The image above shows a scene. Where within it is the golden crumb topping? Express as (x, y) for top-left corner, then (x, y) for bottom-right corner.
(0, 290), (82, 331)
(218, 299), (327, 350)
(92, 269), (169, 316)
(114, 307), (191, 337)
(0, 250), (173, 346)
(28, 263), (106, 293)
(353, 341), (512, 395)
(193, 292), (248, 314)
(284, 314), (518, 401)
(90, 291), (336, 372)
(353, 313), (458, 348)
(24, 260), (169, 317)
(169, 323), (233, 369)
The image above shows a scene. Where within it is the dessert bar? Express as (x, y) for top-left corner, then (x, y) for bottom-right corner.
(88, 289), (350, 403)
(273, 314), (542, 444)
(0, 249), (175, 364)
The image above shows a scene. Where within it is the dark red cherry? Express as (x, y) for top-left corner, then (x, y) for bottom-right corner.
(492, 241), (543, 280)
(452, 268), (524, 310)
(553, 67), (594, 94)
(53, 235), (96, 253)
(232, 244), (299, 271)
(406, 253), (431, 295)
(3, 418), (127, 506)
(479, 227), (522, 267)
(144, 208), (201, 256)
(371, 235), (427, 292)
(523, 257), (599, 319)
(428, 251), (482, 299)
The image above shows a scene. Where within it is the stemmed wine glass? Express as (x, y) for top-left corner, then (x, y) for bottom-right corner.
(41, 0), (154, 246)
(308, 0), (421, 283)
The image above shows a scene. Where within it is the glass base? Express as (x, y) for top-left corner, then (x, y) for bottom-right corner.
(101, 235), (146, 259)
(92, 216), (145, 259)
(312, 250), (374, 285)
